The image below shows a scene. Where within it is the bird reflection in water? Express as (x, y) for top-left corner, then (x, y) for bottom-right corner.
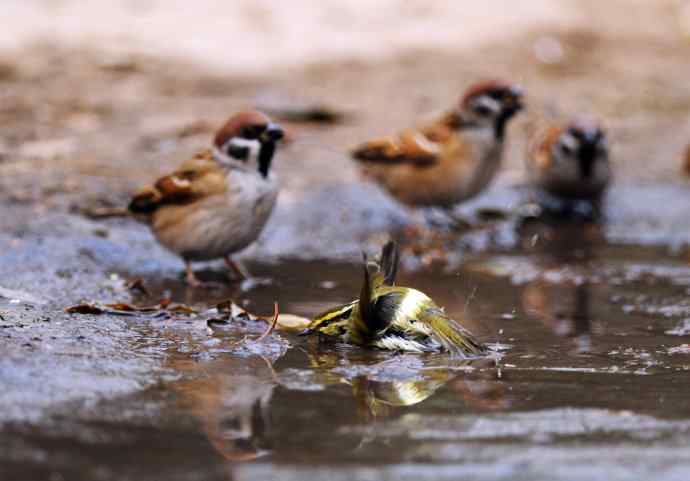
(304, 348), (507, 422)
(518, 214), (604, 354)
(172, 355), (278, 464)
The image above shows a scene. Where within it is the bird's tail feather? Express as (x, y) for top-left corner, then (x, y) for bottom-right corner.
(378, 240), (399, 286)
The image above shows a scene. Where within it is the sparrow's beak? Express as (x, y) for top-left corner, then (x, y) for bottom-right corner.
(261, 123), (284, 143)
(297, 328), (313, 337)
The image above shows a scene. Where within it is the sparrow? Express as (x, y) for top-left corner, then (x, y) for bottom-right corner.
(129, 110), (284, 286)
(526, 119), (610, 217)
(300, 241), (486, 357)
(351, 81), (524, 210)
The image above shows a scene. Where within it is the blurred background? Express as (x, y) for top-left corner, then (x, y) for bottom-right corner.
(3, 1), (690, 257)
(3, 0), (689, 75)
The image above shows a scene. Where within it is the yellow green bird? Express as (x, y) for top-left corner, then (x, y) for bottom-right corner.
(300, 241), (486, 357)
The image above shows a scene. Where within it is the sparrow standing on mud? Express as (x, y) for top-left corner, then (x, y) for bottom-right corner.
(129, 111), (284, 286)
(300, 241), (486, 357)
(352, 81), (523, 210)
(526, 119), (610, 217)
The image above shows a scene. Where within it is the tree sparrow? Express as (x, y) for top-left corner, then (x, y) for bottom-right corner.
(526, 119), (610, 217)
(129, 111), (284, 286)
(351, 81), (524, 209)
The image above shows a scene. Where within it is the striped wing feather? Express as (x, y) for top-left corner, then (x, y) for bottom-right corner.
(129, 150), (227, 214)
(352, 129), (439, 167)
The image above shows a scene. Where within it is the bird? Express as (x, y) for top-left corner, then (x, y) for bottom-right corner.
(300, 241), (487, 357)
(525, 118), (610, 217)
(351, 81), (524, 211)
(129, 110), (284, 287)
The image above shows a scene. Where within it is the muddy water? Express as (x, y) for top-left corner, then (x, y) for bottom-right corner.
(3, 219), (690, 481)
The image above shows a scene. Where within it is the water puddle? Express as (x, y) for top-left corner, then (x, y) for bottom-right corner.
(3, 220), (690, 481)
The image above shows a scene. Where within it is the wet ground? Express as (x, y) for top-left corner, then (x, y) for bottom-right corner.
(3, 2), (690, 479)
(2, 191), (690, 480)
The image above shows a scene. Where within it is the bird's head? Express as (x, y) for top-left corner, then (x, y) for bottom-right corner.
(455, 80), (524, 139)
(552, 120), (608, 181)
(214, 110), (284, 178)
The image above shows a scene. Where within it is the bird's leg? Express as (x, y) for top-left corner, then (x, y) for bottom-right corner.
(184, 260), (227, 289)
(185, 261), (202, 287)
(224, 256), (249, 280)
(225, 256), (273, 291)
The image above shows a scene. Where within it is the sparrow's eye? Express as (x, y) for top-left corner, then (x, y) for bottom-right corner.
(472, 96), (500, 117)
(473, 104), (493, 117)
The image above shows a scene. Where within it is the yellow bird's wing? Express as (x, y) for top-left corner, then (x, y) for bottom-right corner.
(304, 300), (357, 335)
(417, 306), (486, 357)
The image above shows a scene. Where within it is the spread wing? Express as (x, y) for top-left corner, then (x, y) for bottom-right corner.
(352, 128), (441, 167)
(128, 150), (227, 214)
(416, 306), (486, 357)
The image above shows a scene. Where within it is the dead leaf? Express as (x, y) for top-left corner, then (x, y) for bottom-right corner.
(104, 303), (137, 312)
(105, 303), (159, 313)
(255, 93), (348, 124)
(65, 304), (105, 315)
(167, 304), (198, 315)
(276, 313), (311, 332)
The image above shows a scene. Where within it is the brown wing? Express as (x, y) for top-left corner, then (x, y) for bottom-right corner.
(526, 125), (563, 172)
(129, 149), (227, 214)
(352, 128), (440, 168)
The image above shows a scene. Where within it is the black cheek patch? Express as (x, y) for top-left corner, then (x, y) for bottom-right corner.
(227, 144), (250, 161)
